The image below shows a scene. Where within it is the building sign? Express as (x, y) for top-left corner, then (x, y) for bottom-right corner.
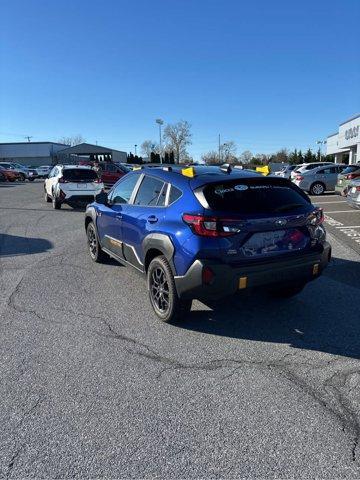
(345, 125), (359, 140)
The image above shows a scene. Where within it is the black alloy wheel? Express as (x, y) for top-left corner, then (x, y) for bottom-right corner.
(148, 255), (191, 323)
(86, 222), (106, 262)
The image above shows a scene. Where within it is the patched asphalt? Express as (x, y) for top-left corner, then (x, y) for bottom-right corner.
(1, 181), (360, 478)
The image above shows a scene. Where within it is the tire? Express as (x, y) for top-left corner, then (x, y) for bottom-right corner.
(44, 188), (51, 203)
(19, 173), (26, 182)
(86, 222), (107, 263)
(28, 178), (35, 182)
(147, 255), (192, 323)
(270, 283), (306, 298)
(52, 189), (61, 209)
(310, 182), (325, 196)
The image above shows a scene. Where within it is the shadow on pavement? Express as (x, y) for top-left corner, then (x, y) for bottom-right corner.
(0, 233), (53, 257)
(178, 257), (360, 360)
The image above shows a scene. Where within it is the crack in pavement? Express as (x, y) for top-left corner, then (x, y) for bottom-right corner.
(3, 268), (360, 467)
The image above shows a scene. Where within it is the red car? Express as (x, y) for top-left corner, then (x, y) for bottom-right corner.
(0, 166), (21, 182)
(98, 162), (130, 186)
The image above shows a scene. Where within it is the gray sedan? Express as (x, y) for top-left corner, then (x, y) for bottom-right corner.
(292, 164), (348, 195)
(346, 179), (360, 209)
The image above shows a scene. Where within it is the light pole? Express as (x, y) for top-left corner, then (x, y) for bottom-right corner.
(156, 118), (164, 164)
(316, 140), (326, 161)
(134, 144), (137, 156)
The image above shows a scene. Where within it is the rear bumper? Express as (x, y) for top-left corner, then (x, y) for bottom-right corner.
(62, 194), (97, 207)
(346, 196), (360, 209)
(175, 242), (331, 300)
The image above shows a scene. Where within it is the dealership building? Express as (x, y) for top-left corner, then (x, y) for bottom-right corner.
(326, 114), (359, 164)
(0, 141), (127, 166)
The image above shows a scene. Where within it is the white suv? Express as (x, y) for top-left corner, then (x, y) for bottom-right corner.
(44, 165), (104, 209)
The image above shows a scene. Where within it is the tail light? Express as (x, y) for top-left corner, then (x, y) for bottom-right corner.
(59, 189), (66, 200)
(93, 177), (101, 183)
(345, 174), (359, 180)
(182, 214), (241, 237)
(308, 207), (324, 226)
(295, 175), (304, 181)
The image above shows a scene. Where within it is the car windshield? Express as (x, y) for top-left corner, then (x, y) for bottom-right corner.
(62, 169), (99, 182)
(202, 178), (310, 214)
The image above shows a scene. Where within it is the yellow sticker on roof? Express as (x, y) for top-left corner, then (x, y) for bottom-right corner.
(181, 167), (195, 178)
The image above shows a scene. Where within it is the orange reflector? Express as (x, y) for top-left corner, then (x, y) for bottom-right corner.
(313, 264), (319, 275)
(239, 276), (247, 289)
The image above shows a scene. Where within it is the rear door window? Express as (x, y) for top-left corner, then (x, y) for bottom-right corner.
(134, 175), (166, 206)
(202, 178), (310, 214)
(62, 169), (99, 182)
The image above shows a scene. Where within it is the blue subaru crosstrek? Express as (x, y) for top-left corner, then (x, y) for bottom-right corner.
(85, 165), (331, 322)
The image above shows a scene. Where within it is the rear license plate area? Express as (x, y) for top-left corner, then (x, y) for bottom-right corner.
(239, 229), (309, 258)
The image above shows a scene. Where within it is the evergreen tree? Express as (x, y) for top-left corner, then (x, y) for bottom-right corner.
(297, 150), (304, 164)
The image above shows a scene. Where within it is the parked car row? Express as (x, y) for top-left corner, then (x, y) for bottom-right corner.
(0, 162), (53, 182)
(273, 161), (360, 196)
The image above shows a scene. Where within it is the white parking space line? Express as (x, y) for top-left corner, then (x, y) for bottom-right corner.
(325, 210), (358, 214)
(335, 225), (360, 229)
(315, 201), (347, 204)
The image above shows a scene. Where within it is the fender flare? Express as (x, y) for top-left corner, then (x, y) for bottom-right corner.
(142, 233), (176, 274)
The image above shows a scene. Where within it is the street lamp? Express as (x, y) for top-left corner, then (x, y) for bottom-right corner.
(156, 118), (164, 164)
(134, 144), (137, 155)
(316, 140), (326, 161)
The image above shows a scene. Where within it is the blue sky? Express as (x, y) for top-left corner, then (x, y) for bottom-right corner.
(1, 0), (359, 159)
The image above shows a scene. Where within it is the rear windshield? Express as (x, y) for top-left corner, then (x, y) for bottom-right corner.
(342, 166), (359, 174)
(202, 178), (310, 214)
(62, 169), (98, 182)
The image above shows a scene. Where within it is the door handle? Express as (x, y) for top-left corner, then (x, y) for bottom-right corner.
(147, 215), (158, 223)
(116, 214), (122, 220)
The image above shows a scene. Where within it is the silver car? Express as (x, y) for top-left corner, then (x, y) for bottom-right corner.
(292, 164), (348, 195)
(290, 162), (334, 181)
(346, 179), (360, 209)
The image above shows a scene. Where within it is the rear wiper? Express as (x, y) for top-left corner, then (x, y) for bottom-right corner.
(274, 203), (304, 213)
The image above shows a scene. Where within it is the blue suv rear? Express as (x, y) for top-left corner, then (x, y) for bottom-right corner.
(85, 165), (331, 322)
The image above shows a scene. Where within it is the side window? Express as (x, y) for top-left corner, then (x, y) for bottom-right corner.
(111, 174), (140, 205)
(168, 185), (182, 205)
(321, 167), (336, 174)
(134, 176), (166, 206)
(107, 164), (117, 172)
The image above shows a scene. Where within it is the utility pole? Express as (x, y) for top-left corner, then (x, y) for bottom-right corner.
(156, 119), (164, 164)
(316, 140), (326, 161)
(218, 134), (221, 163)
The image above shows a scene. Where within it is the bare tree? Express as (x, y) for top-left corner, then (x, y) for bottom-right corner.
(221, 141), (237, 163)
(58, 134), (85, 146)
(201, 150), (221, 164)
(163, 120), (192, 164)
(239, 150), (253, 164)
(141, 140), (159, 157)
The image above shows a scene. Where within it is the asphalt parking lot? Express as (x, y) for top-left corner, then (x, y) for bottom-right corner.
(1, 180), (360, 478)
(310, 193), (360, 256)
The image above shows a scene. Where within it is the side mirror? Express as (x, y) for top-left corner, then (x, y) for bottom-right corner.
(95, 190), (108, 205)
